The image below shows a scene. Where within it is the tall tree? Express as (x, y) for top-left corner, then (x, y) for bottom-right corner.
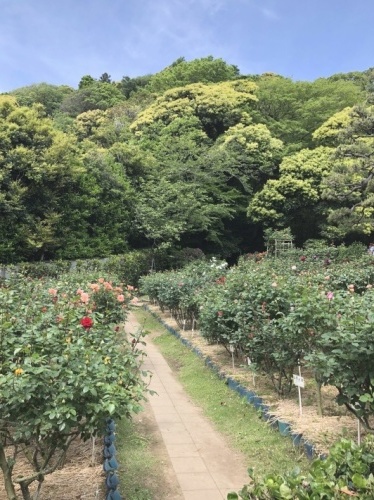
(144, 56), (240, 94)
(130, 81), (283, 253)
(99, 72), (112, 83)
(320, 105), (374, 239)
(10, 83), (74, 116)
(60, 82), (124, 117)
(131, 80), (258, 140)
(248, 147), (334, 244)
(0, 96), (83, 261)
(250, 74), (365, 153)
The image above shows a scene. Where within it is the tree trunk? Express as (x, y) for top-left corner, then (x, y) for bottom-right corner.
(0, 443), (18, 500)
(19, 482), (31, 500)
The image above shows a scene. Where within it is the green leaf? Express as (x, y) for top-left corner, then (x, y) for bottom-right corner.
(352, 473), (367, 489)
(279, 483), (293, 498)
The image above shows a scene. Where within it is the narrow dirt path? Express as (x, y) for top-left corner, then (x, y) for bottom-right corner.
(127, 311), (249, 500)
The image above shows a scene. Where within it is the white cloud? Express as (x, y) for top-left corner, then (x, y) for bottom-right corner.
(117, 0), (228, 74)
(261, 7), (280, 20)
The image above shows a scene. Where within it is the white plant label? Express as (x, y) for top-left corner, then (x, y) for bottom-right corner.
(293, 374), (305, 388)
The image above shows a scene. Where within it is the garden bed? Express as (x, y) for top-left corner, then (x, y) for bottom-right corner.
(145, 302), (361, 456)
(0, 438), (104, 500)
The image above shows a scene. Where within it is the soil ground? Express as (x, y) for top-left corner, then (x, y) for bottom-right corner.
(0, 438), (104, 499)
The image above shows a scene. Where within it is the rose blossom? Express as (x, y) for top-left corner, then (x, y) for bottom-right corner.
(80, 292), (90, 304)
(80, 317), (93, 329)
(117, 294), (125, 303)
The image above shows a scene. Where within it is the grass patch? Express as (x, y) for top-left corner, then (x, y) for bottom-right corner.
(134, 306), (310, 477)
(115, 415), (159, 500)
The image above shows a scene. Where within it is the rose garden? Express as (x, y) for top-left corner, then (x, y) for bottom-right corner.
(1, 242), (374, 499)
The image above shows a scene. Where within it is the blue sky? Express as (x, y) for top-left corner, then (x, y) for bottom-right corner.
(1, 0), (373, 92)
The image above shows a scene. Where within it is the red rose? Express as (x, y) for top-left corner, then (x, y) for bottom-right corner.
(80, 316), (93, 329)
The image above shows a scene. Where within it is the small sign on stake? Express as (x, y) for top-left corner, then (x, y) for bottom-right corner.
(229, 344), (235, 369)
(292, 374), (305, 388)
(247, 358), (256, 386)
(293, 366), (304, 416)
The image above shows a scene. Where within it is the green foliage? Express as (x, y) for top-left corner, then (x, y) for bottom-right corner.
(144, 56), (240, 94)
(232, 438), (374, 499)
(312, 107), (353, 146)
(2, 63), (373, 262)
(118, 74), (153, 99)
(213, 120), (284, 194)
(131, 80), (258, 140)
(321, 105), (374, 239)
(140, 246), (374, 406)
(0, 270), (147, 498)
(134, 177), (233, 247)
(140, 257), (228, 328)
(248, 147), (334, 244)
(78, 75), (96, 89)
(252, 74), (365, 152)
(10, 83), (74, 116)
(0, 96), (85, 262)
(306, 289), (374, 429)
(60, 81), (124, 117)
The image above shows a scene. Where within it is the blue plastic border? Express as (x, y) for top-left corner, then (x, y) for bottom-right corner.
(103, 418), (122, 500)
(144, 304), (322, 461)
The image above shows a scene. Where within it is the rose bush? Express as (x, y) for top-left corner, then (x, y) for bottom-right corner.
(139, 258), (228, 329)
(0, 271), (146, 500)
(141, 246), (374, 413)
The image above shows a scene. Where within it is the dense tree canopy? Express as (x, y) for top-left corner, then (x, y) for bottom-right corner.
(0, 96), (83, 261)
(143, 56), (240, 94)
(10, 83), (74, 116)
(248, 146), (334, 244)
(60, 81), (124, 117)
(1, 57), (373, 262)
(320, 105), (374, 239)
(250, 74), (365, 153)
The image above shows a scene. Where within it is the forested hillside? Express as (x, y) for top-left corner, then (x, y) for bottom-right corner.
(1, 56), (374, 263)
